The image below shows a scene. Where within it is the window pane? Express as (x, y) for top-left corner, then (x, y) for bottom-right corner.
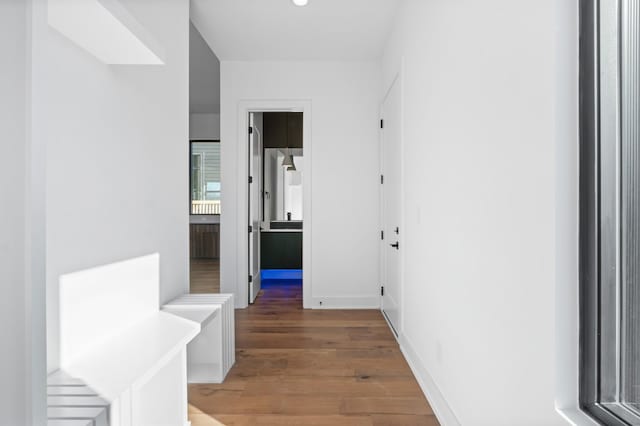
(191, 154), (202, 200)
(598, 0), (620, 404)
(621, 0), (640, 414)
(191, 142), (221, 215)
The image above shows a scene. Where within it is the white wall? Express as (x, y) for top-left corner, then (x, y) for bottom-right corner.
(32, 0), (190, 372)
(263, 149), (278, 222)
(220, 61), (381, 308)
(284, 155), (303, 221)
(0, 3), (27, 421)
(276, 150), (285, 221)
(382, 1), (574, 425)
(190, 112), (220, 140)
(189, 22), (220, 114)
(0, 2), (46, 424)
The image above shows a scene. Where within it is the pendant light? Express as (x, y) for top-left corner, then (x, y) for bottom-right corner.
(287, 156), (297, 171)
(282, 149), (294, 168)
(281, 113), (295, 170)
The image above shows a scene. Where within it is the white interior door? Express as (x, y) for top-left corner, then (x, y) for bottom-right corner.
(249, 113), (262, 304)
(381, 77), (402, 336)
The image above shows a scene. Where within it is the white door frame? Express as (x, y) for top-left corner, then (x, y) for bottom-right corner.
(380, 66), (405, 339)
(236, 100), (313, 309)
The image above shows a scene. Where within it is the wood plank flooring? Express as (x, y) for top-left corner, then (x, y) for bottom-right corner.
(188, 278), (438, 426)
(190, 258), (220, 294)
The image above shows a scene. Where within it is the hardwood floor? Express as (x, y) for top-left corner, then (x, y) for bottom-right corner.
(188, 278), (438, 426)
(190, 258), (220, 294)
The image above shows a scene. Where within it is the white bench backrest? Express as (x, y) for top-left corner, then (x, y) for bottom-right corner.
(59, 254), (160, 368)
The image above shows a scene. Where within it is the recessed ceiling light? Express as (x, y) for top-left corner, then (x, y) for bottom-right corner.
(292, 0), (308, 6)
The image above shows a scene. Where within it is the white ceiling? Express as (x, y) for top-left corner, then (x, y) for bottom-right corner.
(190, 22), (220, 113)
(190, 0), (403, 61)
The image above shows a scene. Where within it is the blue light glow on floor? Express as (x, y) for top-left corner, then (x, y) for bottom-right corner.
(261, 269), (303, 280)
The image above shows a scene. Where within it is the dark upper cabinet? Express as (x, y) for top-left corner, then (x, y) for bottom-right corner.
(263, 112), (287, 148)
(287, 112), (303, 148)
(263, 112), (303, 149)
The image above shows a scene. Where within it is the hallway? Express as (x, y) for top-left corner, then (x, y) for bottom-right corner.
(190, 258), (221, 294)
(188, 277), (438, 426)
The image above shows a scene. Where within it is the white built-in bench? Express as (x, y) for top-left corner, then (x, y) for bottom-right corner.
(52, 254), (200, 426)
(163, 294), (235, 384)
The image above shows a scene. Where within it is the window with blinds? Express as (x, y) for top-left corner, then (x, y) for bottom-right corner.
(580, 0), (640, 424)
(190, 141), (221, 215)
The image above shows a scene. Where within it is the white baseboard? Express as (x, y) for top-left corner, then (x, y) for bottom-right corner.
(399, 334), (461, 426)
(310, 296), (380, 309)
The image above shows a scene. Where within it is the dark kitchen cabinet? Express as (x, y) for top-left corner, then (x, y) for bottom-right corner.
(260, 231), (302, 269)
(190, 224), (220, 259)
(263, 112), (303, 149)
(286, 112), (303, 148)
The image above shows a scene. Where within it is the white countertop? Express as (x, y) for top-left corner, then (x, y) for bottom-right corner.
(190, 215), (220, 224)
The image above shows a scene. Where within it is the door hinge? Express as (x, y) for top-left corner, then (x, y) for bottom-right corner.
(381, 230), (384, 240)
(249, 275), (253, 283)
(380, 119), (384, 129)
(249, 176), (253, 184)
(381, 286), (384, 296)
(380, 175), (384, 184)
(249, 126), (253, 134)
(249, 225), (253, 233)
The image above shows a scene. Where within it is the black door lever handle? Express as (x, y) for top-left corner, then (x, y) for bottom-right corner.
(390, 242), (399, 249)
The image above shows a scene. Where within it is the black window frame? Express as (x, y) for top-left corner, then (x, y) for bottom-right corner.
(189, 139), (221, 216)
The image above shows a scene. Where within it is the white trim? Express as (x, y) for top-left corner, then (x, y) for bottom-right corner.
(26, 0), (48, 422)
(378, 95), (384, 314)
(553, 1), (584, 424)
(380, 61), (405, 336)
(310, 296), (379, 309)
(381, 307), (399, 341)
(235, 100), (312, 309)
(398, 60), (406, 336)
(399, 334), (461, 426)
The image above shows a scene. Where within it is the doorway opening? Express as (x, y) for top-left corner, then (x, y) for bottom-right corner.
(248, 111), (304, 305)
(189, 22), (221, 294)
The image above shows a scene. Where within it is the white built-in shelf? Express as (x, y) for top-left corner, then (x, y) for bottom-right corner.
(162, 304), (222, 383)
(163, 294), (235, 384)
(63, 311), (199, 402)
(162, 305), (219, 328)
